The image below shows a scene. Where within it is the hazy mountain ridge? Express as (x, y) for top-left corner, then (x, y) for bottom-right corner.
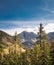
(0, 30), (54, 48)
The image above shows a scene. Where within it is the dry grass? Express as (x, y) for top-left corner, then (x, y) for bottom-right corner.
(3, 44), (25, 54)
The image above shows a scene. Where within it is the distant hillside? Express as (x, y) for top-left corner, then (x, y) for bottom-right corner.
(0, 30), (25, 54)
(18, 31), (37, 47)
(0, 30), (54, 48)
(47, 32), (54, 42)
(19, 31), (54, 47)
(0, 30), (13, 47)
(0, 30), (37, 48)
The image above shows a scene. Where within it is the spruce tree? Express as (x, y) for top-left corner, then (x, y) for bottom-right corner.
(14, 31), (22, 65)
(31, 44), (41, 65)
(14, 31), (18, 54)
(37, 23), (50, 65)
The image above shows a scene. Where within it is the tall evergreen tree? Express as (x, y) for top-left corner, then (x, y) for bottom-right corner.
(14, 31), (18, 54)
(37, 23), (50, 65)
(14, 31), (22, 65)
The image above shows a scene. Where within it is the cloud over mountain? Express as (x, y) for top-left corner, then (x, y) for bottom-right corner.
(0, 22), (54, 35)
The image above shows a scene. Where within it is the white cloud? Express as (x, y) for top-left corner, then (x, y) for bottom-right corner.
(0, 20), (54, 36)
(1, 27), (38, 36)
(44, 23), (54, 33)
(1, 22), (54, 36)
(43, 8), (54, 14)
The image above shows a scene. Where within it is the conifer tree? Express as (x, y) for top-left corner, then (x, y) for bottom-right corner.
(30, 44), (41, 65)
(14, 31), (18, 54)
(37, 23), (51, 65)
(14, 31), (22, 65)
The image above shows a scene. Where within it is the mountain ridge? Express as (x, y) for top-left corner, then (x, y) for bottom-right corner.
(0, 30), (54, 48)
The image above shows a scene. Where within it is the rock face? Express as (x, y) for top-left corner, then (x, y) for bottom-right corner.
(18, 31), (37, 47)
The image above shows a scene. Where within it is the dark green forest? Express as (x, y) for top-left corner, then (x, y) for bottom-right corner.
(0, 24), (54, 65)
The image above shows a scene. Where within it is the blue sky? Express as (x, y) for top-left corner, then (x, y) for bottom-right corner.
(0, 0), (54, 35)
(0, 0), (54, 21)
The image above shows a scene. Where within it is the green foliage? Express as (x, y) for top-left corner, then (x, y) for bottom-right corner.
(50, 41), (54, 65)
(0, 24), (52, 65)
(37, 23), (51, 65)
